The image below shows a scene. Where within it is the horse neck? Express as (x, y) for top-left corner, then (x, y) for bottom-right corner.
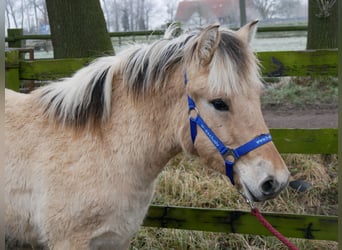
(106, 73), (187, 182)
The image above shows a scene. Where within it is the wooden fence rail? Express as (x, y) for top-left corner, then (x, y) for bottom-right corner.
(5, 49), (338, 92)
(4, 48), (338, 241)
(5, 25), (308, 45)
(143, 205), (338, 241)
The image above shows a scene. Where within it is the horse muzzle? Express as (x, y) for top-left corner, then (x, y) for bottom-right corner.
(237, 160), (290, 202)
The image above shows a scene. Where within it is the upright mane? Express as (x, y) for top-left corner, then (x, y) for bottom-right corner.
(38, 25), (261, 130)
(121, 25), (261, 98)
(38, 57), (116, 130)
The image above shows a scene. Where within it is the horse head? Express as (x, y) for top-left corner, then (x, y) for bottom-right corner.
(179, 21), (290, 202)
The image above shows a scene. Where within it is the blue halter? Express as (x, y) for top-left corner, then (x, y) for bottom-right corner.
(184, 72), (272, 185)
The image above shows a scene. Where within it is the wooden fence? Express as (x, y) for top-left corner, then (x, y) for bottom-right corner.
(4, 46), (338, 242)
(5, 25), (308, 47)
(5, 26), (308, 56)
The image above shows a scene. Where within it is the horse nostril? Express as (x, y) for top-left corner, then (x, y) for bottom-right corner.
(261, 177), (278, 196)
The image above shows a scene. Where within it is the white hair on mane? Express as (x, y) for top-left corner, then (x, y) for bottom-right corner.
(208, 28), (262, 96)
(38, 56), (117, 129)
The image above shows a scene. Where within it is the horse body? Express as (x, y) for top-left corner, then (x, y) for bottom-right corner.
(5, 22), (290, 249)
(5, 74), (184, 248)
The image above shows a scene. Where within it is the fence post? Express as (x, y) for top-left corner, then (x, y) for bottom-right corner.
(5, 49), (20, 91)
(7, 28), (24, 48)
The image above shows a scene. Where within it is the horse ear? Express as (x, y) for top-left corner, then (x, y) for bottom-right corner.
(193, 24), (220, 66)
(236, 20), (258, 44)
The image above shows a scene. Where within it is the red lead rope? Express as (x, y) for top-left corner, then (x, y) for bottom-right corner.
(251, 207), (299, 250)
(239, 191), (299, 250)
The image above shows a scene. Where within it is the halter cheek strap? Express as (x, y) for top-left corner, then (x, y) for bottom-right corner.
(184, 72), (272, 185)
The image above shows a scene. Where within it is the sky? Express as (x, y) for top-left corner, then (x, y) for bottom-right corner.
(148, 0), (177, 29)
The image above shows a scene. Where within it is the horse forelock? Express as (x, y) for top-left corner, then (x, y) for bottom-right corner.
(208, 29), (262, 96)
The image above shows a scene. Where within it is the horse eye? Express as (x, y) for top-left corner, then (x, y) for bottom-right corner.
(210, 99), (229, 111)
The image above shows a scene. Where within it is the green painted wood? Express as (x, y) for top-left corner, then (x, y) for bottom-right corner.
(258, 50), (338, 77)
(270, 128), (337, 154)
(4, 30), (165, 43)
(109, 30), (164, 37)
(5, 49), (20, 91)
(19, 58), (93, 81)
(5, 34), (51, 42)
(143, 205), (338, 241)
(257, 25), (307, 32)
(7, 29), (24, 48)
(16, 50), (338, 81)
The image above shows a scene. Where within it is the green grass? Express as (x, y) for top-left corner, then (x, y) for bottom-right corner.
(261, 76), (338, 109)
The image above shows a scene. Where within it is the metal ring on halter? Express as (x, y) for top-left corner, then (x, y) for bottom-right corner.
(224, 149), (238, 163)
(188, 107), (199, 118)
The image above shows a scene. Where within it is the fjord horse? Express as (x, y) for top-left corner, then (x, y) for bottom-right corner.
(5, 21), (290, 249)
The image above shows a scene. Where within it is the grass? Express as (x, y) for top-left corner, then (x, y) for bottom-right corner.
(130, 154), (338, 249)
(261, 76), (338, 109)
(130, 77), (338, 250)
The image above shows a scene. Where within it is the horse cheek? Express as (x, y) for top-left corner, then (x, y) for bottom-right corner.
(195, 141), (226, 175)
(178, 122), (198, 156)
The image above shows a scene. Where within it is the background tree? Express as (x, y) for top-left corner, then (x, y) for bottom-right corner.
(137, 0), (146, 30)
(166, 0), (178, 23)
(251, 0), (304, 20)
(277, 0), (302, 19)
(306, 0), (337, 49)
(45, 0), (114, 58)
(6, 0), (19, 28)
(101, 0), (112, 31)
(100, 0), (158, 31)
(252, 0), (277, 19)
(240, 0), (247, 26)
(6, 0), (49, 33)
(122, 8), (130, 31)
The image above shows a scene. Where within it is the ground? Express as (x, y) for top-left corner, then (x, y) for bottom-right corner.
(260, 76), (338, 129)
(263, 105), (338, 128)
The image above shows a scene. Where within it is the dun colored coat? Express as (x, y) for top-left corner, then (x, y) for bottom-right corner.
(5, 22), (290, 249)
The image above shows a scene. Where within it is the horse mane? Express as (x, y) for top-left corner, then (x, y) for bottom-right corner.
(38, 56), (116, 130)
(121, 26), (261, 98)
(37, 25), (261, 130)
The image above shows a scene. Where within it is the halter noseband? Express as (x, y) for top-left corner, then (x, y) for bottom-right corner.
(184, 72), (272, 185)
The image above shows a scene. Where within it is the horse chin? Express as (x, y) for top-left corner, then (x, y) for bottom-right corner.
(239, 180), (283, 203)
(237, 181), (267, 203)
(240, 184), (262, 202)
